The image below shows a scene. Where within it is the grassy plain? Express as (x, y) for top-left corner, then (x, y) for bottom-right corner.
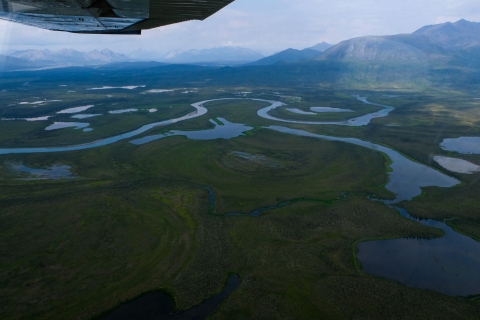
(0, 72), (480, 319)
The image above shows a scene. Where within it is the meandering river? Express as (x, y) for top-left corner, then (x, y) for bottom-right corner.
(1, 96), (479, 297)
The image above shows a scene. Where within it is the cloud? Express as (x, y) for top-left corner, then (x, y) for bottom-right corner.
(0, 0), (479, 55)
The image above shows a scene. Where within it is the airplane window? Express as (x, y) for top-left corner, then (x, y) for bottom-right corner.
(0, 1), (479, 319)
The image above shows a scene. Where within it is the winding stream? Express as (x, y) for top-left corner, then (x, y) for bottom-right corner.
(265, 126), (480, 296)
(257, 95), (394, 126)
(1, 97), (479, 296)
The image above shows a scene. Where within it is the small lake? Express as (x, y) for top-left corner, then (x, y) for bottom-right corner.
(102, 274), (240, 320)
(434, 156), (480, 174)
(71, 114), (102, 119)
(19, 100), (61, 105)
(9, 163), (75, 179)
(130, 118), (253, 145)
(0, 98), (212, 155)
(109, 109), (138, 114)
(144, 89), (175, 93)
(2, 116), (52, 121)
(286, 108), (316, 115)
(87, 85), (145, 90)
(440, 137), (480, 154)
(45, 122), (90, 131)
(257, 96), (394, 126)
(57, 105), (95, 114)
(310, 107), (353, 113)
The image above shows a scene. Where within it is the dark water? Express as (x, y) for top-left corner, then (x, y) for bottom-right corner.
(267, 126), (480, 297)
(2, 98), (479, 297)
(357, 208), (480, 297)
(101, 274), (241, 320)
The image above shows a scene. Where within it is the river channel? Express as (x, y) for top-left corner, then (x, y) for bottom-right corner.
(1, 97), (479, 297)
(101, 274), (241, 320)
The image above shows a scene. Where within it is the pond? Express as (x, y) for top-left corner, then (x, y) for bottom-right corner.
(310, 106), (353, 113)
(57, 105), (95, 114)
(71, 114), (102, 119)
(2, 116), (52, 121)
(109, 109), (138, 114)
(87, 85), (145, 90)
(434, 156), (480, 174)
(45, 122), (90, 131)
(0, 98), (211, 155)
(440, 137), (480, 154)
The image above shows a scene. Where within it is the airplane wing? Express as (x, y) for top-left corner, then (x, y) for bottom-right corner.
(0, 0), (234, 34)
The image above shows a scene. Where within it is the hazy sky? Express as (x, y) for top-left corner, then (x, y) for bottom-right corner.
(0, 0), (479, 55)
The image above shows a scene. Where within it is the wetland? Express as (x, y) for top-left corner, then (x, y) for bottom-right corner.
(1, 66), (480, 319)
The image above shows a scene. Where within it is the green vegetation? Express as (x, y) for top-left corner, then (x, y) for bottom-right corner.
(0, 72), (480, 319)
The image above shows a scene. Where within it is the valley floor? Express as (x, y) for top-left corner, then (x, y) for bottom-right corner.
(0, 77), (480, 319)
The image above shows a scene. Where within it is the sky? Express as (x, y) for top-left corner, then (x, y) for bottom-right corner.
(0, 0), (479, 56)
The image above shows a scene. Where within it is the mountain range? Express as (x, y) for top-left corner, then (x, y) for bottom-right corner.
(318, 19), (480, 66)
(249, 42), (332, 66)
(161, 47), (264, 64)
(2, 20), (480, 72)
(9, 49), (131, 67)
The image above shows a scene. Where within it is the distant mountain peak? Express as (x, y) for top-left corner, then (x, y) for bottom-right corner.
(308, 42), (332, 52)
(249, 47), (322, 66)
(319, 19), (480, 63)
(455, 19), (469, 25)
(9, 48), (132, 66)
(162, 46), (264, 63)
